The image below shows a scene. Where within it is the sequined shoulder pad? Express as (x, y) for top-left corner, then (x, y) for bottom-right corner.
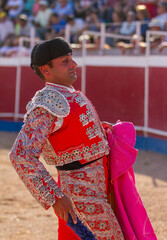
(25, 87), (70, 120)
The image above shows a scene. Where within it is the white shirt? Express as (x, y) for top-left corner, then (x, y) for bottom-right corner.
(53, 2), (73, 18)
(80, 0), (92, 7)
(69, 18), (84, 35)
(0, 19), (14, 42)
(35, 8), (52, 28)
(6, 0), (24, 18)
(153, 13), (167, 30)
(46, 82), (76, 93)
(120, 21), (136, 36)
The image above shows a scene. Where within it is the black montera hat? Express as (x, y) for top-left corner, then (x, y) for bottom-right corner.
(30, 37), (72, 69)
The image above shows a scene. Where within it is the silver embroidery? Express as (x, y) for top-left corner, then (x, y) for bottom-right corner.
(24, 85), (109, 167)
(80, 113), (89, 126)
(42, 140), (109, 166)
(71, 149), (82, 161)
(61, 91), (77, 103)
(86, 109), (94, 122)
(79, 108), (95, 126)
(86, 124), (101, 139)
(9, 108), (64, 210)
(75, 95), (87, 107)
(59, 159), (124, 240)
(24, 87), (70, 121)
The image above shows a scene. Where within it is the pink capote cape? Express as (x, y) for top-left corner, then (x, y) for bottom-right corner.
(57, 121), (157, 240)
(107, 121), (157, 240)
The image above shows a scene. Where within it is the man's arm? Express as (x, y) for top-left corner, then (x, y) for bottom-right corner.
(9, 107), (64, 209)
(9, 107), (77, 223)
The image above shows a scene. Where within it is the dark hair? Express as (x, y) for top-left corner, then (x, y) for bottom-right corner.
(112, 10), (126, 22)
(66, 15), (74, 23)
(159, 2), (167, 11)
(52, 13), (59, 18)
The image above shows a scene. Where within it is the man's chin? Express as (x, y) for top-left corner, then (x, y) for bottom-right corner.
(71, 75), (77, 81)
(67, 76), (76, 87)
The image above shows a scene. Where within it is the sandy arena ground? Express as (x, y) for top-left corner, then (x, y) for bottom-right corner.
(0, 131), (167, 240)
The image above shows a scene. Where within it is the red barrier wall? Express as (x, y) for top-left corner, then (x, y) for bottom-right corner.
(149, 67), (167, 131)
(20, 67), (45, 114)
(0, 66), (16, 113)
(0, 57), (167, 137)
(86, 66), (145, 125)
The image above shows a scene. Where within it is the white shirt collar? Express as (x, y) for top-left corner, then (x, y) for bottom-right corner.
(46, 82), (76, 93)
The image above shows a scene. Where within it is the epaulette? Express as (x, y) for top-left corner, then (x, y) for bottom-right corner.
(24, 87), (70, 120)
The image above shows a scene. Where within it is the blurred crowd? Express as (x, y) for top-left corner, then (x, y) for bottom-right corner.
(0, 0), (167, 56)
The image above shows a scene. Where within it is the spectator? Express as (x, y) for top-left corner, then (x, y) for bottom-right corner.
(106, 9), (125, 47)
(5, 0), (24, 20)
(32, 0), (40, 17)
(84, 10), (101, 32)
(139, 19), (162, 53)
(45, 13), (66, 40)
(119, 10), (136, 37)
(83, 10), (101, 43)
(115, 18), (162, 55)
(117, 4), (150, 55)
(48, 0), (55, 7)
(0, 36), (19, 56)
(66, 14), (85, 43)
(112, 2), (123, 12)
(136, 4), (150, 41)
(104, 0), (118, 8)
(34, 0), (52, 27)
(0, 0), (8, 9)
(15, 14), (32, 37)
(23, 0), (35, 16)
(138, 0), (157, 19)
(116, 10), (137, 53)
(91, 0), (108, 15)
(73, 0), (92, 19)
(34, 0), (52, 39)
(0, 35), (31, 56)
(152, 2), (167, 30)
(121, 0), (136, 15)
(158, 21), (167, 52)
(32, 0), (40, 16)
(92, 0), (113, 23)
(112, 9), (125, 24)
(112, 0), (136, 15)
(0, 11), (14, 46)
(112, 1), (136, 20)
(108, 9), (125, 33)
(52, 0), (74, 20)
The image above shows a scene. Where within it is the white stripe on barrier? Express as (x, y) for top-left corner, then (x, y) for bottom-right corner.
(1, 55), (167, 67)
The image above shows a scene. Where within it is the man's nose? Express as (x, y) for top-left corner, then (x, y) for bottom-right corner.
(70, 59), (77, 68)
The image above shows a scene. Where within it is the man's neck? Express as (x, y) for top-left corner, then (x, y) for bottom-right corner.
(46, 82), (75, 93)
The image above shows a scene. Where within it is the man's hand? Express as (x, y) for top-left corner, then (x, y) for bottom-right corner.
(52, 195), (77, 224)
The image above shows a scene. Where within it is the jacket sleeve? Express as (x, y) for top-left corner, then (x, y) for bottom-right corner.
(9, 107), (64, 210)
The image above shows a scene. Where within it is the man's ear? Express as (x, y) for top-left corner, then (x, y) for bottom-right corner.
(40, 65), (50, 76)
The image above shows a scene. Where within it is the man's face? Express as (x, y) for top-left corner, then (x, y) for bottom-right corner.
(45, 53), (77, 87)
(40, 4), (47, 11)
(157, 5), (166, 15)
